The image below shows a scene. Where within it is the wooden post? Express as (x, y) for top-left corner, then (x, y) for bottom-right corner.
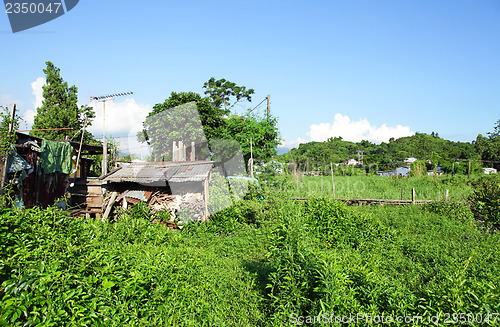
(330, 162), (335, 198)
(468, 160), (471, 179)
(438, 191), (440, 201)
(452, 162), (455, 176)
(70, 116), (88, 186)
(204, 177), (209, 221)
(102, 191), (118, 222)
(411, 188), (416, 204)
(445, 189), (449, 201)
(401, 186), (404, 200)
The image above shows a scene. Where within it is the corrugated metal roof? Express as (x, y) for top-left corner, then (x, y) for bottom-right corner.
(103, 161), (213, 183)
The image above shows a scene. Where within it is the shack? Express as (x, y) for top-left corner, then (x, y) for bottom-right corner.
(1, 132), (104, 209)
(101, 160), (214, 223)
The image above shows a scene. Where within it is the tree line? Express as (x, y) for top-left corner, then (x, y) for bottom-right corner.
(280, 124), (500, 173)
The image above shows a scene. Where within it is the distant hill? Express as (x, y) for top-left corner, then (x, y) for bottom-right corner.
(277, 133), (482, 171)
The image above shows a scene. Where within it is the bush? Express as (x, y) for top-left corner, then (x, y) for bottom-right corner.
(469, 178), (500, 229)
(424, 202), (474, 224)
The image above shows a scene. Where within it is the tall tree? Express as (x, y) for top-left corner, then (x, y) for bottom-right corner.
(203, 77), (254, 111)
(484, 119), (500, 168)
(138, 92), (228, 160)
(221, 112), (280, 164)
(140, 79), (280, 164)
(31, 61), (94, 141)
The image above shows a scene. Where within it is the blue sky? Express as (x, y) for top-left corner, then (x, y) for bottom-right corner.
(1, 1), (499, 155)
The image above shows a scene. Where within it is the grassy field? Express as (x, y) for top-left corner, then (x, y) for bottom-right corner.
(1, 177), (500, 326)
(277, 174), (477, 201)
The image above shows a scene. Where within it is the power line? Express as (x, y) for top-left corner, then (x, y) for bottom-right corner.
(248, 97), (267, 114)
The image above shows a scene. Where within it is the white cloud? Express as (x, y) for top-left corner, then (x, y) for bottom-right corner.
(280, 137), (309, 149)
(283, 113), (414, 149)
(87, 98), (151, 156)
(23, 109), (36, 129)
(16, 77), (46, 130)
(31, 77), (45, 109)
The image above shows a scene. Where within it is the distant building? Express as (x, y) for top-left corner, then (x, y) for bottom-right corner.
(377, 166), (410, 177)
(404, 157), (418, 164)
(483, 168), (497, 175)
(345, 158), (358, 165)
(427, 165), (444, 176)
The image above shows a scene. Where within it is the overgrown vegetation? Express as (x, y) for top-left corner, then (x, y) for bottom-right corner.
(0, 105), (20, 157)
(469, 176), (500, 230)
(1, 176), (500, 326)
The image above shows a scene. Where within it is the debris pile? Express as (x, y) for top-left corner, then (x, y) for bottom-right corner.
(102, 189), (206, 226)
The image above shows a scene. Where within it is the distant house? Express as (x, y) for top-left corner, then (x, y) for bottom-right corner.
(396, 166), (410, 176)
(483, 168), (497, 175)
(345, 158), (358, 166)
(377, 166), (410, 177)
(427, 165), (444, 176)
(404, 157), (418, 164)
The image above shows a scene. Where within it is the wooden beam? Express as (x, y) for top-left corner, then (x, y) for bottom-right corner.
(102, 191), (118, 222)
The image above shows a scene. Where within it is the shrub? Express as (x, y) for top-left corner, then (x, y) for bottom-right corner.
(469, 178), (500, 229)
(410, 160), (427, 177)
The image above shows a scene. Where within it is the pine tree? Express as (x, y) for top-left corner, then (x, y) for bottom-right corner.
(31, 61), (95, 142)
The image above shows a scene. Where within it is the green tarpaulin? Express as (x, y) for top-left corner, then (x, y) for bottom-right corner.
(39, 140), (73, 175)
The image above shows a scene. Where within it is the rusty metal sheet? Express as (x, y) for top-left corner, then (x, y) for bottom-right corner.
(103, 161), (213, 183)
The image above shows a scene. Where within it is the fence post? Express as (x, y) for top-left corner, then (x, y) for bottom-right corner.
(401, 186), (404, 200)
(330, 162), (335, 198)
(412, 188), (416, 204)
(445, 189), (449, 201)
(438, 191), (440, 202)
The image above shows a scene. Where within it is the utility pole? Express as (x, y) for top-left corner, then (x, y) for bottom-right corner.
(267, 95), (270, 121)
(356, 150), (364, 166)
(91, 92), (133, 176)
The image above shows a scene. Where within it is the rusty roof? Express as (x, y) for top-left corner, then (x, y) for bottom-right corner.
(103, 161), (213, 183)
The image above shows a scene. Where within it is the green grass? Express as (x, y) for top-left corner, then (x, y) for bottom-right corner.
(277, 174), (476, 201)
(1, 178), (500, 326)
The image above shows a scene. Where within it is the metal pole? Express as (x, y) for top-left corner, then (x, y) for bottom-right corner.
(267, 95), (270, 121)
(101, 101), (108, 175)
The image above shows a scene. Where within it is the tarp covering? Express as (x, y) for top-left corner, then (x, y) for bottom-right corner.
(39, 140), (73, 174)
(7, 145), (32, 173)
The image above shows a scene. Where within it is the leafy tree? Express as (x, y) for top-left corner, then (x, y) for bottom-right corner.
(31, 61), (95, 142)
(484, 119), (500, 168)
(139, 80), (279, 165)
(203, 77), (254, 111)
(0, 106), (20, 157)
(138, 92), (228, 161)
(221, 112), (280, 164)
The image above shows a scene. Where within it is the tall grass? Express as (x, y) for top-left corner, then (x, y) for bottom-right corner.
(275, 174), (475, 201)
(2, 177), (499, 326)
